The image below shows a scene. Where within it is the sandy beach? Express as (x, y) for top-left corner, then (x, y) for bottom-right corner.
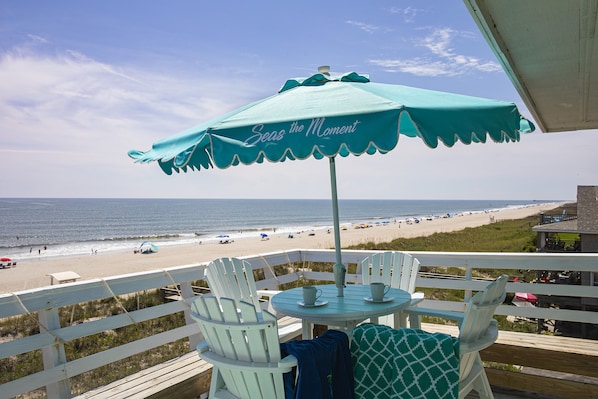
(0, 203), (561, 294)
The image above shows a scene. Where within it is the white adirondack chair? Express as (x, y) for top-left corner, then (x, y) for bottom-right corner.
(205, 257), (300, 341)
(205, 257), (279, 313)
(191, 296), (297, 399)
(360, 251), (423, 327)
(404, 274), (509, 399)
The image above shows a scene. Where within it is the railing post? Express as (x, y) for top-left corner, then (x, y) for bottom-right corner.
(39, 308), (72, 399)
(464, 267), (473, 302)
(180, 281), (202, 350)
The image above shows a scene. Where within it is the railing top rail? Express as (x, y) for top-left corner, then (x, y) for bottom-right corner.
(3, 249), (597, 309)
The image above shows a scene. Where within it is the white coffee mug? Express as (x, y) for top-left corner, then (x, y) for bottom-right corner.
(370, 282), (390, 301)
(302, 286), (323, 305)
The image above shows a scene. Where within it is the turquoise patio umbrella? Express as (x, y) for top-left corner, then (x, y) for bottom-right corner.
(129, 69), (535, 296)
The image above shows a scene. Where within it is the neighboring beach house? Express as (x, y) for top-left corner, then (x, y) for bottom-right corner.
(534, 185), (598, 254)
(533, 185), (598, 338)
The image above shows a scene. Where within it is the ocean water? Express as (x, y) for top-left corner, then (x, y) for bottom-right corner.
(0, 198), (557, 261)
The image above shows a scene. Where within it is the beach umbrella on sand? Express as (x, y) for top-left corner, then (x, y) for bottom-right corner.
(129, 67), (535, 296)
(139, 242), (158, 254)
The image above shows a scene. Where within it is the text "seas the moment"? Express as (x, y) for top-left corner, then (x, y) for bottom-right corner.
(245, 117), (361, 146)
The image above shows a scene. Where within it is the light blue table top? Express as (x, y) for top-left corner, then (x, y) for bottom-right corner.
(271, 284), (411, 326)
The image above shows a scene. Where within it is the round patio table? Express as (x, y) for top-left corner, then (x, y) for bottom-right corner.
(271, 284), (411, 338)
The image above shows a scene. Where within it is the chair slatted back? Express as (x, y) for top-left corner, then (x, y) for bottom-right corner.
(361, 251), (420, 294)
(459, 275), (507, 345)
(191, 296), (289, 399)
(402, 275), (507, 398)
(361, 251), (422, 327)
(458, 274), (507, 389)
(205, 257), (262, 311)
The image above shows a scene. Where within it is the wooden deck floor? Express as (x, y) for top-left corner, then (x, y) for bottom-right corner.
(466, 389), (557, 399)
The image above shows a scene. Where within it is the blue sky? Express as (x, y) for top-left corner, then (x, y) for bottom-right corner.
(1, 1), (595, 200)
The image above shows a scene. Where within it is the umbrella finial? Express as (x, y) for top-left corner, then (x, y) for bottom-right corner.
(318, 65), (330, 75)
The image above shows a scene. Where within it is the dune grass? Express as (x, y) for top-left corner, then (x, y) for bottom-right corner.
(347, 214), (539, 253)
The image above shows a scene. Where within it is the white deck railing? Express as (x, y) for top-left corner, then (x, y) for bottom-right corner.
(1, 249), (597, 399)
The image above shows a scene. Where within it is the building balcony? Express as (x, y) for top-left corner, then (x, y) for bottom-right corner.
(2, 249), (597, 399)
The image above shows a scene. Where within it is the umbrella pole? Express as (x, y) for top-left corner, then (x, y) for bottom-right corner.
(329, 156), (346, 297)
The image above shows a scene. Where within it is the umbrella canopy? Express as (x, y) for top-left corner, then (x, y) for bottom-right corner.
(129, 69), (535, 295)
(129, 71), (533, 173)
(139, 242), (158, 254)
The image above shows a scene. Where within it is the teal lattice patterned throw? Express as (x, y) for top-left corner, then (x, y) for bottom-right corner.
(351, 324), (459, 399)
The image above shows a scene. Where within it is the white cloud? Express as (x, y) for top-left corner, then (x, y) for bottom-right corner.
(366, 58), (461, 77)
(0, 34), (593, 201)
(346, 20), (380, 34)
(388, 6), (420, 23)
(369, 27), (502, 77)
(26, 34), (49, 44)
(0, 41), (267, 197)
(421, 27), (456, 57)
(0, 42), (260, 143)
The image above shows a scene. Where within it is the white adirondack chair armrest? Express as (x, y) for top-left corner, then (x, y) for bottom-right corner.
(256, 290), (283, 315)
(256, 289), (282, 298)
(459, 323), (499, 354)
(410, 292), (424, 306)
(196, 339), (298, 370)
(197, 340), (209, 353)
(199, 350), (298, 373)
(404, 306), (465, 325)
(278, 354), (298, 369)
